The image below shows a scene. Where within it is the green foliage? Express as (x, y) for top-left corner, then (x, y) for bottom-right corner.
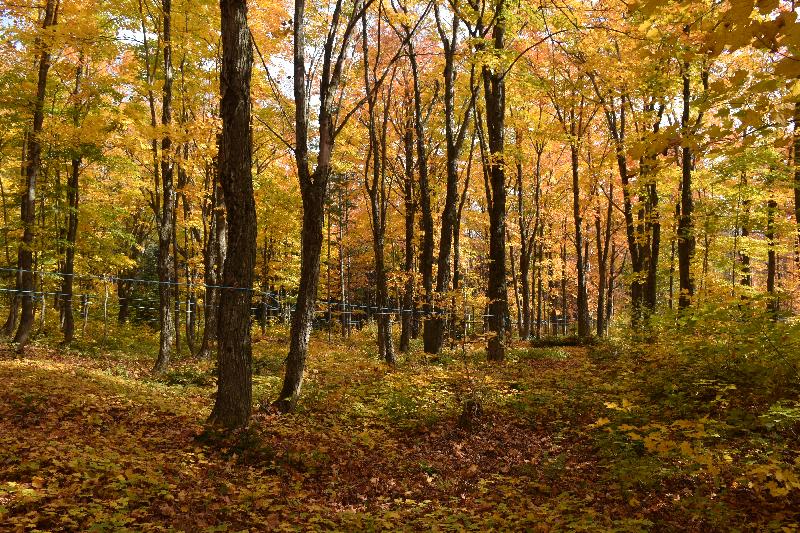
(158, 364), (215, 387)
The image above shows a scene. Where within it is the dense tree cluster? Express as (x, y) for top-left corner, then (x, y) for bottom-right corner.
(1, 0), (799, 427)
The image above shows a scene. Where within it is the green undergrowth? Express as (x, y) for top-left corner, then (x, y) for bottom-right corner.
(0, 313), (797, 531)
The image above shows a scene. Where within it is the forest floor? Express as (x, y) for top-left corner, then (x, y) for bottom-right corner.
(0, 324), (798, 532)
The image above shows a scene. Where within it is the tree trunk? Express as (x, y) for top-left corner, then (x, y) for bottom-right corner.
(740, 172), (752, 287)
(2, 137), (26, 337)
(2, 271), (21, 337)
(560, 238), (567, 336)
(277, 0), (366, 410)
(62, 57), (84, 345)
(519, 245), (530, 339)
(517, 145), (540, 340)
(408, 39), (435, 353)
(426, 6), (472, 353)
(338, 183), (349, 337)
(535, 236), (544, 339)
(570, 142), (589, 338)
(595, 189), (612, 337)
(510, 244), (522, 336)
(481, 1), (508, 361)
(278, 178), (325, 409)
(643, 184), (660, 318)
(14, 0), (58, 349)
(606, 244), (618, 331)
(400, 109), (415, 353)
(199, 172), (226, 359)
(669, 202), (678, 309)
(794, 100), (800, 258)
(767, 188), (778, 315)
(208, 0), (255, 430)
(452, 131), (474, 341)
(154, 0), (177, 372)
(361, 13), (395, 364)
(678, 59), (695, 311)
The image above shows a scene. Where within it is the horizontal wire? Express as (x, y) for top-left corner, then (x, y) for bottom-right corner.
(0, 267), (498, 318)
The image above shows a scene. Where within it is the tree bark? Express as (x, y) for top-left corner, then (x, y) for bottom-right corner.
(154, 0), (177, 372)
(560, 237), (567, 336)
(535, 227), (544, 339)
(740, 172), (752, 286)
(426, 5), (473, 353)
(199, 170), (226, 359)
(14, 0), (58, 349)
(794, 101), (800, 258)
(516, 142), (541, 340)
(678, 59), (696, 311)
(277, 0), (367, 410)
(767, 177), (778, 315)
(361, 11), (395, 364)
(595, 186), (612, 336)
(481, 0), (508, 361)
(208, 0), (256, 430)
(2, 137), (26, 337)
(338, 182), (349, 337)
(407, 38), (435, 353)
(62, 57), (84, 345)
(570, 141), (589, 338)
(399, 103), (415, 353)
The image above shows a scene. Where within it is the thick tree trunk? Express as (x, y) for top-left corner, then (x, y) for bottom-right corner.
(277, 179), (324, 409)
(277, 0), (324, 408)
(277, 0), (365, 409)
(678, 60), (695, 311)
(208, 0), (255, 430)
(669, 202), (678, 309)
(547, 248), (556, 335)
(426, 7), (471, 353)
(154, 0), (177, 372)
(610, 109), (644, 327)
(482, 1), (508, 361)
(451, 132), (474, 341)
(173, 212), (181, 357)
(14, 0), (58, 349)
(533, 160), (544, 340)
(408, 40), (435, 353)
